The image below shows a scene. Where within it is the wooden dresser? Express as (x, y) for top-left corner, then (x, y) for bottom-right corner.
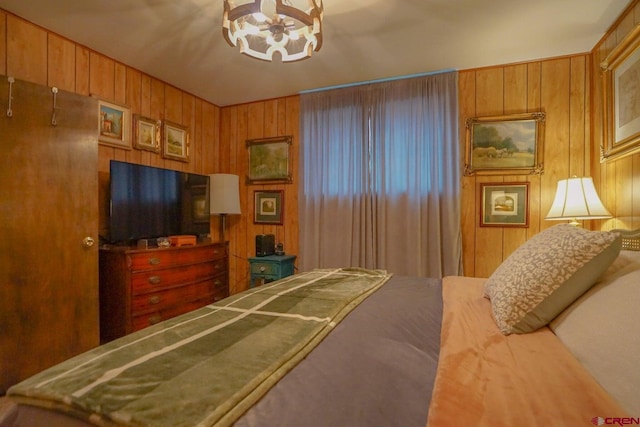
(99, 242), (228, 342)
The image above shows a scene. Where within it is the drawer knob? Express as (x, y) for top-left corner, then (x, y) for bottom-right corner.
(148, 276), (161, 284)
(149, 295), (161, 305)
(148, 315), (161, 325)
(148, 257), (161, 265)
(259, 266), (266, 272)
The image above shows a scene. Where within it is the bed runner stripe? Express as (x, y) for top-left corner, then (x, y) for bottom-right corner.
(8, 268), (391, 427)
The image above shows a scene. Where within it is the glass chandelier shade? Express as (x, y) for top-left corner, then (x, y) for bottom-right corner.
(222, 0), (323, 62)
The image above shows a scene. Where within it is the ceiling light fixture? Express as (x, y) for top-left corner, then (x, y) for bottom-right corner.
(222, 0), (323, 62)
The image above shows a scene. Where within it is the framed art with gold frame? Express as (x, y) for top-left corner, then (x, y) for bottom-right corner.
(162, 120), (189, 162)
(464, 112), (545, 176)
(133, 115), (161, 152)
(98, 99), (131, 149)
(601, 24), (640, 162)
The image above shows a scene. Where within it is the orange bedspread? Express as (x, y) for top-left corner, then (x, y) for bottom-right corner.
(427, 276), (628, 427)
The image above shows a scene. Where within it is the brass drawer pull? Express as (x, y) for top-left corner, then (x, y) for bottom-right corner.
(148, 257), (161, 265)
(148, 315), (161, 325)
(148, 276), (161, 284)
(149, 295), (161, 305)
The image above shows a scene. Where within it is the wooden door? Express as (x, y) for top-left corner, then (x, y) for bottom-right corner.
(0, 77), (99, 393)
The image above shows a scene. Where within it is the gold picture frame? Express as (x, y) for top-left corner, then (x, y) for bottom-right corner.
(464, 112), (545, 176)
(480, 182), (529, 228)
(98, 99), (131, 149)
(162, 120), (189, 162)
(601, 23), (640, 162)
(247, 136), (293, 184)
(133, 115), (161, 152)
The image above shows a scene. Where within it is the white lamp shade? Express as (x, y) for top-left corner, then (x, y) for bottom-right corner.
(209, 174), (241, 215)
(545, 177), (611, 221)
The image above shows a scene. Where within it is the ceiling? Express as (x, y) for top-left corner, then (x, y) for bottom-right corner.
(0, 0), (632, 106)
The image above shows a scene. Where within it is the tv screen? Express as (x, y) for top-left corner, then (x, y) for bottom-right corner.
(109, 160), (210, 245)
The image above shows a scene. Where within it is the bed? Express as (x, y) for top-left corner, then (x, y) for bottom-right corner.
(1, 224), (638, 427)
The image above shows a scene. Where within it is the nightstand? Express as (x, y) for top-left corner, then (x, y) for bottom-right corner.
(249, 254), (297, 288)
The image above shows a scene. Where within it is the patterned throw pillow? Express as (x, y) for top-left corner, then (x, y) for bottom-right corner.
(484, 224), (621, 335)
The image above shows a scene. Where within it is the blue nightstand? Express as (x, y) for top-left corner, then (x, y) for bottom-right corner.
(248, 254), (297, 288)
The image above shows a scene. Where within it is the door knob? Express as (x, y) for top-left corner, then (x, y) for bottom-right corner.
(83, 236), (95, 248)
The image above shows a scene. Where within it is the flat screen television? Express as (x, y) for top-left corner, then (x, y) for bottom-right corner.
(109, 160), (210, 246)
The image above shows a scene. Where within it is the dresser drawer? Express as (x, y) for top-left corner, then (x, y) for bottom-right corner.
(130, 260), (226, 294)
(127, 244), (227, 271)
(132, 279), (214, 315)
(131, 296), (212, 332)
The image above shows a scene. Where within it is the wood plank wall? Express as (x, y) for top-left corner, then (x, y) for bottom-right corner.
(2, 2), (639, 290)
(0, 11), (223, 270)
(219, 99), (300, 294)
(592, 1), (640, 231)
(459, 56), (592, 277)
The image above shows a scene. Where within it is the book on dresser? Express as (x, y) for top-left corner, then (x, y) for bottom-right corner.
(99, 241), (229, 343)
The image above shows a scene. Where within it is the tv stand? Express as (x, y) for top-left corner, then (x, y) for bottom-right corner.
(99, 242), (229, 343)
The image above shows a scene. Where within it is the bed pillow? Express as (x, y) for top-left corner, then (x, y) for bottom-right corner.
(550, 259), (640, 415)
(484, 224), (621, 335)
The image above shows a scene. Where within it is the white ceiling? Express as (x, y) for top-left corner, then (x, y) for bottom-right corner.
(0, 0), (631, 106)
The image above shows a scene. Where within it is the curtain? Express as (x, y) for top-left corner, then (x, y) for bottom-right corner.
(299, 71), (461, 277)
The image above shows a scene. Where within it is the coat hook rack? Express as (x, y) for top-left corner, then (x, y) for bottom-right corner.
(7, 76), (15, 117)
(51, 87), (58, 126)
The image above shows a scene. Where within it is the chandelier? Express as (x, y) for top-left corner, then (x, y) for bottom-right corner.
(222, 0), (323, 62)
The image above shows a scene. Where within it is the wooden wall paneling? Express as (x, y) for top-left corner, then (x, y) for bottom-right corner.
(0, 11), (6, 75)
(150, 78), (165, 168)
(459, 70), (476, 276)
(124, 67), (142, 165)
(6, 15), (46, 85)
(525, 62), (542, 239)
(472, 67), (505, 278)
(75, 46), (90, 95)
(570, 56), (588, 175)
(540, 58), (572, 225)
(89, 52), (114, 100)
(47, 34), (75, 92)
(182, 93), (196, 172)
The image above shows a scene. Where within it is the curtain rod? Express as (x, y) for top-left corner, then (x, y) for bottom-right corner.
(298, 68), (457, 94)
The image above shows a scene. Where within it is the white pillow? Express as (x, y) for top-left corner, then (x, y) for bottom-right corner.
(551, 262), (640, 415)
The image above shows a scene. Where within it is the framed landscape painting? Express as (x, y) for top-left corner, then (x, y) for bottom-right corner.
(247, 136), (293, 184)
(464, 112), (545, 176)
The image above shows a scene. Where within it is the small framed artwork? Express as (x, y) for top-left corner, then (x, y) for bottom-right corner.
(480, 182), (529, 228)
(247, 136), (293, 184)
(601, 24), (640, 162)
(162, 120), (189, 162)
(98, 99), (131, 149)
(464, 112), (545, 176)
(254, 190), (284, 225)
(133, 115), (161, 152)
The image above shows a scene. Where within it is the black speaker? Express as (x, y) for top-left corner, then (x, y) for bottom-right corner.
(255, 234), (275, 257)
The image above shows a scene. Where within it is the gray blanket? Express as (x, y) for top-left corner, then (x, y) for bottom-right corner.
(235, 275), (442, 427)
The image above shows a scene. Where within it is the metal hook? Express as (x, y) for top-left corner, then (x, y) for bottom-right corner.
(51, 87), (58, 126)
(7, 76), (15, 117)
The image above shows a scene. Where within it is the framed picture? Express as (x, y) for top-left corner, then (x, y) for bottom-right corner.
(601, 24), (640, 162)
(464, 112), (545, 176)
(480, 182), (529, 228)
(98, 99), (131, 149)
(133, 115), (161, 152)
(247, 136), (292, 184)
(162, 120), (189, 162)
(254, 190), (284, 224)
